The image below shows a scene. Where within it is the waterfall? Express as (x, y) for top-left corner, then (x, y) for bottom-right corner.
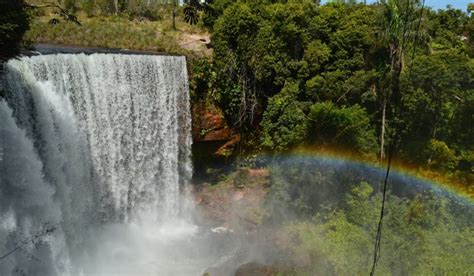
(0, 53), (193, 275)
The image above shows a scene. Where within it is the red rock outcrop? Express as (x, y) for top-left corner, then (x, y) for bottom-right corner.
(192, 103), (240, 156)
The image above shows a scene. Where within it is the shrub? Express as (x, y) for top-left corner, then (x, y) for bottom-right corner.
(308, 101), (377, 154)
(0, 0), (30, 61)
(260, 82), (309, 151)
(425, 139), (459, 171)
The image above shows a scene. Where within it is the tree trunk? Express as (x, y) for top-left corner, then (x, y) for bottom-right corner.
(390, 44), (403, 106)
(113, 0), (118, 14)
(172, 0), (177, 31)
(378, 96), (387, 193)
(380, 96), (386, 161)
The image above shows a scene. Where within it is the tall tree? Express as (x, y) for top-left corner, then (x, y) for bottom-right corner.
(371, 0), (427, 275)
(172, 0), (177, 30)
(377, 0), (426, 159)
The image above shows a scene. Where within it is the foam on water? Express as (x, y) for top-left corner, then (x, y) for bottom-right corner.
(0, 54), (201, 275)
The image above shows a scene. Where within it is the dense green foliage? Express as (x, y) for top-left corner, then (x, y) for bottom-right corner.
(267, 157), (473, 274)
(19, 0), (473, 186)
(198, 0), (474, 192)
(308, 102), (377, 153)
(400, 49), (473, 163)
(200, 3), (474, 270)
(0, 0), (30, 61)
(282, 183), (473, 275)
(260, 82), (309, 151)
(2, 0), (472, 273)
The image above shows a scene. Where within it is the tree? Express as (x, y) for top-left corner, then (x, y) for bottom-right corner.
(209, 0), (471, 183)
(183, 0), (213, 26)
(371, 1), (428, 274)
(425, 139), (459, 171)
(399, 49), (473, 165)
(260, 82), (309, 151)
(280, 181), (473, 275)
(426, 6), (469, 50)
(213, 2), (261, 128)
(308, 101), (377, 153)
(377, 0), (426, 159)
(173, 0), (177, 30)
(201, 0), (235, 29)
(0, 0), (30, 61)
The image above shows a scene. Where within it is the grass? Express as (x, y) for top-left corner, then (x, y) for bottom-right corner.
(25, 12), (208, 56)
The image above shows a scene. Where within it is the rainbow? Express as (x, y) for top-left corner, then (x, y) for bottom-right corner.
(258, 147), (473, 204)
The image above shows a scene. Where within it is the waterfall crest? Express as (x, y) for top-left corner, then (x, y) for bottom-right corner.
(0, 53), (192, 275)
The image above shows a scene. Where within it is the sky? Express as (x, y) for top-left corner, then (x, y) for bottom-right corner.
(320, 0), (471, 11)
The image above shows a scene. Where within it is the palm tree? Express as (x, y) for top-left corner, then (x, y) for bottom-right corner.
(183, 0), (212, 25)
(173, 0), (211, 30)
(378, 0), (426, 160)
(371, 1), (427, 275)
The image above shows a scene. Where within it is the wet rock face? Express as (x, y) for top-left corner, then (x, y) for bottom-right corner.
(192, 103), (234, 142)
(191, 103), (239, 180)
(192, 103), (240, 164)
(195, 168), (270, 233)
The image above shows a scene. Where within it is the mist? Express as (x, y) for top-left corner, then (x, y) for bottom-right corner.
(1, 53), (472, 276)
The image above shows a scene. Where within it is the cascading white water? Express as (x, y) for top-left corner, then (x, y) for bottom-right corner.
(0, 53), (196, 275)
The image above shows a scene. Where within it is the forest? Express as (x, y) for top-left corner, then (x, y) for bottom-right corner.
(1, 0), (473, 275)
(195, 0), (473, 189)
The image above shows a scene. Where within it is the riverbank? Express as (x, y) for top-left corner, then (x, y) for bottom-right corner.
(25, 14), (211, 57)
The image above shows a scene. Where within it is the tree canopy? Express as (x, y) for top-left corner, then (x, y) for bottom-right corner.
(199, 0), (473, 191)
(0, 0), (30, 61)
